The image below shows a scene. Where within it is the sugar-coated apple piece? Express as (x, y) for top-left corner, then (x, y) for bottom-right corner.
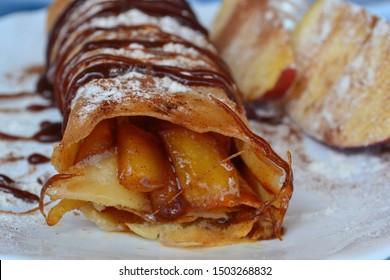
(235, 140), (286, 197)
(46, 199), (86, 226)
(287, 0), (390, 147)
(117, 121), (173, 192)
(158, 125), (240, 210)
(149, 181), (187, 220)
(211, 0), (308, 102)
(74, 118), (116, 163)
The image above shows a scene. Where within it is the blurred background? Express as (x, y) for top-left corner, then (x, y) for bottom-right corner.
(0, 0), (215, 16)
(0, 0), (390, 17)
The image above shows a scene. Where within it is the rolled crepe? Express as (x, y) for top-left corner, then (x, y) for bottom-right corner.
(40, 0), (293, 247)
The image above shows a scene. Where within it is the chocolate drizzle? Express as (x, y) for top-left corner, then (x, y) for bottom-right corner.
(28, 153), (51, 165)
(27, 103), (55, 112)
(0, 174), (39, 203)
(0, 121), (62, 143)
(0, 89), (57, 206)
(0, 92), (38, 100)
(32, 0), (294, 240)
(47, 0), (207, 64)
(33, 121), (62, 143)
(43, 0), (243, 129)
(36, 75), (54, 101)
(61, 55), (240, 119)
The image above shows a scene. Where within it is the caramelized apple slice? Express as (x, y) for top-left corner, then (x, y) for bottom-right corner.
(117, 121), (172, 192)
(150, 181), (187, 220)
(287, 0), (390, 147)
(211, 0), (307, 101)
(159, 125), (240, 210)
(235, 140), (285, 196)
(75, 118), (116, 163)
(47, 199), (86, 226)
(208, 132), (232, 153)
(46, 152), (151, 214)
(240, 165), (275, 203)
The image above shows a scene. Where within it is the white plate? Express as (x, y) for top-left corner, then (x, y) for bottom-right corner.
(0, 2), (390, 260)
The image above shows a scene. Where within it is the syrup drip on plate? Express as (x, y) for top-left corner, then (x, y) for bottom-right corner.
(0, 121), (62, 143)
(0, 174), (39, 203)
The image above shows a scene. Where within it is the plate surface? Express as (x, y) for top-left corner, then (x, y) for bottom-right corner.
(0, 2), (389, 260)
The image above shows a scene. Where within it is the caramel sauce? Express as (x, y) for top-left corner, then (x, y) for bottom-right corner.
(39, 173), (76, 219)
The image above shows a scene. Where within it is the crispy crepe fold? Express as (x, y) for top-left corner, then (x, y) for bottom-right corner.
(40, 0), (293, 247)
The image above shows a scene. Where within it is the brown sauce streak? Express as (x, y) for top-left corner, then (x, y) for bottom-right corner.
(27, 103), (55, 112)
(0, 92), (38, 99)
(56, 36), (231, 88)
(0, 92), (54, 112)
(0, 174), (39, 203)
(39, 173), (77, 219)
(0, 121), (62, 143)
(2, 64), (44, 85)
(31, 0), (292, 230)
(47, 0), (206, 64)
(27, 153), (51, 165)
(0, 155), (25, 163)
(43, 0), (243, 127)
(22, 64), (45, 76)
(0, 71), (58, 206)
(59, 55), (239, 122)
(36, 75), (54, 101)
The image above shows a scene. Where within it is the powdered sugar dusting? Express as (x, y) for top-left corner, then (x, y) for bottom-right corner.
(318, 11), (388, 141)
(268, 0), (309, 30)
(318, 19), (332, 42)
(163, 43), (201, 58)
(72, 71), (192, 120)
(97, 47), (209, 69)
(160, 76), (190, 93)
(128, 43), (145, 50)
(71, 71), (143, 118)
(334, 75), (350, 98)
(1, 2), (390, 260)
(250, 118), (390, 258)
(86, 9), (215, 52)
(290, 0), (390, 146)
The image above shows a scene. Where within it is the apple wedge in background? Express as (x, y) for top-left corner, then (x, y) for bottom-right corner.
(287, 0), (390, 148)
(212, 0), (390, 148)
(211, 0), (308, 102)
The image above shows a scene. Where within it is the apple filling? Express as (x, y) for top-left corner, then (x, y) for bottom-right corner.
(43, 117), (286, 245)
